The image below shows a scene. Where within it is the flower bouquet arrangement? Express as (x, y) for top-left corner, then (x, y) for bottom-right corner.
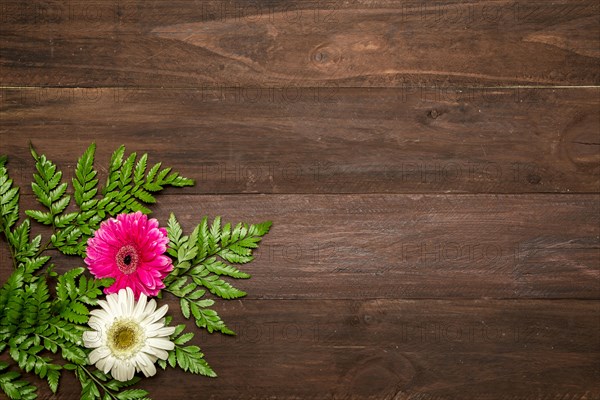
(0, 144), (271, 399)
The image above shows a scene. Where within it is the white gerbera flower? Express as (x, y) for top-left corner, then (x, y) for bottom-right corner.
(83, 287), (175, 382)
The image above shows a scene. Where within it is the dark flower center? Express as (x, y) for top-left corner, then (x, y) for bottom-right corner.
(116, 245), (139, 274)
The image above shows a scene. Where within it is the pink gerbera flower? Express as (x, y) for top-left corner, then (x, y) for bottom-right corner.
(85, 211), (173, 298)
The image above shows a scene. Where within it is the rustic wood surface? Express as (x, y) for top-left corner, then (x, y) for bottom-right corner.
(1, 1), (600, 87)
(1, 88), (599, 194)
(1, 0), (599, 399)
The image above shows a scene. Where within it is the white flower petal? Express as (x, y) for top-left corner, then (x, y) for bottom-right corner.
(89, 308), (110, 321)
(146, 338), (174, 351)
(96, 357), (107, 372)
(89, 347), (110, 364)
(150, 304), (169, 323)
(112, 363), (124, 382)
(145, 347), (168, 360)
(124, 287), (134, 315)
(97, 299), (111, 313)
(143, 298), (157, 317)
(116, 288), (127, 314)
(87, 316), (108, 331)
(143, 322), (166, 335)
(82, 331), (103, 348)
(133, 293), (148, 320)
(138, 363), (151, 377)
(140, 359), (156, 378)
(154, 326), (176, 337)
(102, 356), (116, 374)
(106, 293), (120, 316)
(132, 353), (149, 376)
(124, 363), (135, 381)
(113, 361), (135, 382)
(84, 287), (176, 382)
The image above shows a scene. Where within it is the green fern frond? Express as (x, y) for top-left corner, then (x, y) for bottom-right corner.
(0, 161), (20, 235)
(0, 361), (38, 400)
(164, 214), (271, 335)
(157, 321), (215, 378)
(26, 145), (70, 226)
(1, 145), (270, 399)
(73, 143), (99, 211)
(24, 144), (194, 257)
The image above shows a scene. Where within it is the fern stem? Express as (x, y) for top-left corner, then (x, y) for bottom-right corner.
(36, 333), (62, 352)
(35, 239), (56, 257)
(5, 236), (18, 270)
(78, 365), (119, 400)
(164, 287), (185, 301)
(0, 226), (19, 269)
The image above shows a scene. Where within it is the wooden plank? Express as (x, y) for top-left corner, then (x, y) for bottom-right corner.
(19, 299), (600, 399)
(1, 1), (599, 87)
(1, 88), (599, 194)
(154, 193), (600, 300)
(4, 193), (598, 300)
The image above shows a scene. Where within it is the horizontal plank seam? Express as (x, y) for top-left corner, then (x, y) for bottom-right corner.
(15, 192), (600, 197)
(1, 85), (600, 90)
(193, 297), (600, 301)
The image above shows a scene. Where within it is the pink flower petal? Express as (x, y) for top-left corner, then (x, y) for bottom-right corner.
(85, 212), (173, 299)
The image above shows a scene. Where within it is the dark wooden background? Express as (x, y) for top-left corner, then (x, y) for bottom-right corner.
(1, 1), (599, 399)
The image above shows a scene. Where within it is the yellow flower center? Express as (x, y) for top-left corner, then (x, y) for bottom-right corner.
(107, 320), (144, 359)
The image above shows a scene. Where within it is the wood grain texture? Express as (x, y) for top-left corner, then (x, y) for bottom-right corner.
(1, 298), (597, 399)
(120, 298), (600, 400)
(1, 88), (599, 194)
(6, 193), (600, 300)
(1, 0), (599, 398)
(1, 0), (599, 87)
(1, 192), (598, 398)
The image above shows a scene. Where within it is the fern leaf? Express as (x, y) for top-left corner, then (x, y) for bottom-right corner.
(27, 146), (71, 226)
(0, 361), (38, 400)
(189, 302), (234, 335)
(0, 162), (21, 234)
(201, 258), (250, 279)
(73, 143), (98, 210)
(168, 329), (216, 377)
(193, 276), (246, 300)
